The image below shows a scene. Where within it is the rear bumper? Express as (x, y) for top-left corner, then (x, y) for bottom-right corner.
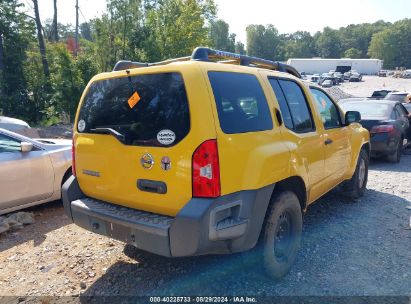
(62, 176), (274, 257)
(370, 133), (399, 157)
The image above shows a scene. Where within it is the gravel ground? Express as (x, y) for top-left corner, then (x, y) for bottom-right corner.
(0, 154), (410, 298)
(338, 76), (411, 97)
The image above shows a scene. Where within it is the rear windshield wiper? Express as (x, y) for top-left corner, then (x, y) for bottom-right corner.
(90, 128), (125, 143)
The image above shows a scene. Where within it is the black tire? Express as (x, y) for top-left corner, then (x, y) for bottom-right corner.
(342, 149), (369, 198)
(386, 139), (402, 163)
(260, 191), (303, 280)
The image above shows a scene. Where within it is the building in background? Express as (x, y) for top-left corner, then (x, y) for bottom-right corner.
(286, 58), (383, 75)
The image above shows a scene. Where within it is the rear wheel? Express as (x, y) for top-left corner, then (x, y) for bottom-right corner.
(386, 139), (402, 163)
(342, 149), (369, 198)
(260, 191), (302, 280)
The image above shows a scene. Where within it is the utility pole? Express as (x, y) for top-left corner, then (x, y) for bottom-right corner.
(75, 0), (79, 56)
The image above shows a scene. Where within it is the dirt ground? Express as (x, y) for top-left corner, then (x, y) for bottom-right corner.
(339, 76), (411, 97)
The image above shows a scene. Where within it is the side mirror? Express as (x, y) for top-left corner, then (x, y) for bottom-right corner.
(21, 142), (33, 153)
(345, 111), (361, 125)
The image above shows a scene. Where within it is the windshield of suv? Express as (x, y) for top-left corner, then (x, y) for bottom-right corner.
(77, 72), (190, 147)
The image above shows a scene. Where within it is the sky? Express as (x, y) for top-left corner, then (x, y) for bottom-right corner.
(26, 0), (411, 43)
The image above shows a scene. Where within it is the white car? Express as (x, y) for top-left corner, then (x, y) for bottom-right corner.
(0, 116), (39, 137)
(0, 128), (72, 215)
(321, 79), (333, 88)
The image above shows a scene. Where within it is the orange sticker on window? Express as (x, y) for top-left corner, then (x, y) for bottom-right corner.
(128, 91), (141, 109)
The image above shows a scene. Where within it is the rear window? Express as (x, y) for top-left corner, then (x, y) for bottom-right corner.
(384, 93), (407, 102)
(340, 102), (390, 118)
(208, 72), (273, 134)
(77, 72), (190, 147)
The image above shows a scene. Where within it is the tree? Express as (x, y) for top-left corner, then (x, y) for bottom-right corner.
(209, 19), (235, 52)
(235, 41), (245, 54)
(51, 0), (58, 41)
(339, 21), (390, 58)
(246, 24), (282, 60)
(80, 22), (92, 41)
(315, 27), (343, 58)
(145, 0), (216, 60)
(0, 0), (34, 120)
(343, 47), (362, 58)
(282, 31), (316, 59)
(368, 19), (411, 69)
(32, 0), (50, 78)
(49, 44), (85, 120)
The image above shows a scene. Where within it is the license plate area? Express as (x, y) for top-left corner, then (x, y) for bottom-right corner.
(107, 221), (135, 243)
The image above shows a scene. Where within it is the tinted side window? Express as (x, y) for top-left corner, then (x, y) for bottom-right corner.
(208, 72), (273, 134)
(396, 105), (408, 118)
(391, 109), (398, 120)
(268, 79), (294, 129)
(0, 134), (21, 153)
(277, 80), (315, 133)
(310, 88), (342, 129)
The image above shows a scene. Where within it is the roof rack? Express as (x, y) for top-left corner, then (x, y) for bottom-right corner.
(113, 47), (301, 78)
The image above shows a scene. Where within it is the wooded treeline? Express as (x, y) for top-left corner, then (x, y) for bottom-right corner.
(0, 0), (410, 124)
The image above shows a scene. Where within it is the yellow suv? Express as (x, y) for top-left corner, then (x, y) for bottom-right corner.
(63, 48), (370, 279)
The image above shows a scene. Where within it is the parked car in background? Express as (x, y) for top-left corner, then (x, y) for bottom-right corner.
(0, 116), (39, 138)
(339, 100), (410, 163)
(370, 90), (395, 99)
(333, 72), (344, 83)
(0, 128), (72, 215)
(0, 116), (30, 132)
(320, 73), (337, 85)
(310, 74), (320, 83)
(344, 71), (352, 80)
(321, 79), (333, 88)
(402, 70), (411, 79)
(349, 73), (362, 82)
(377, 70), (388, 77)
(384, 92), (411, 103)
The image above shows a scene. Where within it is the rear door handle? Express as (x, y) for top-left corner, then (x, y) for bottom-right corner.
(324, 139), (333, 145)
(137, 179), (167, 194)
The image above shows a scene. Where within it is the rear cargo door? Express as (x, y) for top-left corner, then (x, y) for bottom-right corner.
(74, 70), (214, 216)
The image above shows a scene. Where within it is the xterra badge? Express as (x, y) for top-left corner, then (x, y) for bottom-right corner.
(161, 156), (171, 171)
(141, 153), (154, 170)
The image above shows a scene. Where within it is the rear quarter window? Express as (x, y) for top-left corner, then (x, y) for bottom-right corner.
(77, 72), (190, 147)
(208, 72), (273, 134)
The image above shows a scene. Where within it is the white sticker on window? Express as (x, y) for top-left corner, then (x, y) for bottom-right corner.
(78, 120), (86, 132)
(157, 129), (176, 146)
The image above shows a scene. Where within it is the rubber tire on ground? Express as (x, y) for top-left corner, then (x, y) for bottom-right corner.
(259, 191), (303, 280)
(386, 139), (402, 163)
(342, 149), (369, 199)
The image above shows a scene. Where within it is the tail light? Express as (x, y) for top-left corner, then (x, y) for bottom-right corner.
(370, 125), (395, 134)
(192, 140), (221, 198)
(72, 140), (76, 176)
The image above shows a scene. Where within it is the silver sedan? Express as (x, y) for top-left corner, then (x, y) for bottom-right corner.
(0, 128), (72, 215)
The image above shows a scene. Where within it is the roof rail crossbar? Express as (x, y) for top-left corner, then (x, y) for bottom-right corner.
(112, 47), (301, 78)
(191, 47), (301, 78)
